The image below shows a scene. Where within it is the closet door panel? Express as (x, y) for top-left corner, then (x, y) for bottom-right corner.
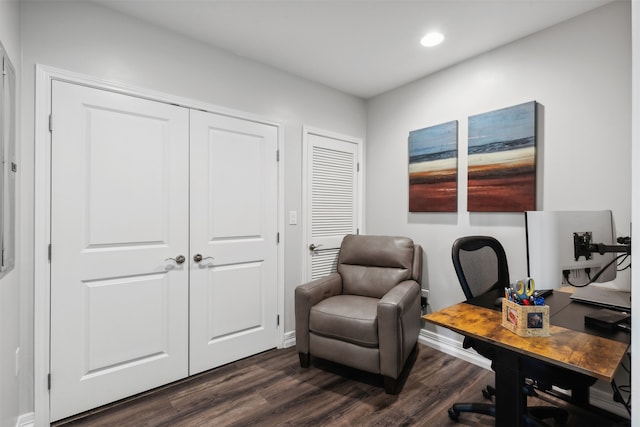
(189, 110), (278, 375)
(50, 81), (190, 422)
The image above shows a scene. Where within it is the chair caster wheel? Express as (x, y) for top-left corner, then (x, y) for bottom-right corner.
(482, 388), (492, 400)
(448, 407), (460, 421)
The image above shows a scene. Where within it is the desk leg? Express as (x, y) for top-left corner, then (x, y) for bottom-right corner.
(494, 348), (527, 427)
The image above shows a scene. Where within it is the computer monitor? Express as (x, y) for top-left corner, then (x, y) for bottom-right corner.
(525, 210), (617, 289)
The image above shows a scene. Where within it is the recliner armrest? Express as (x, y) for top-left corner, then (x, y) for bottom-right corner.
(378, 280), (421, 379)
(295, 273), (343, 354)
(378, 280), (419, 312)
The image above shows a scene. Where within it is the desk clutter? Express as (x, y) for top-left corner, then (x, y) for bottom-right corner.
(584, 308), (631, 331)
(501, 278), (550, 337)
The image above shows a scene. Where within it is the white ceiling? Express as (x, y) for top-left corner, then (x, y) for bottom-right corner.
(92, 0), (615, 99)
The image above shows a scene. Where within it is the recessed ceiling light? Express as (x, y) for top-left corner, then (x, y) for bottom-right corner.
(420, 32), (445, 47)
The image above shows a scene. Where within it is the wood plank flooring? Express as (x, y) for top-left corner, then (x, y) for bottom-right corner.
(54, 344), (629, 427)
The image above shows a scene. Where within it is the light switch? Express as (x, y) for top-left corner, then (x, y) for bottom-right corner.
(289, 211), (297, 225)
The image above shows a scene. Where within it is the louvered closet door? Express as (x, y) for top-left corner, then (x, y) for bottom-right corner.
(304, 130), (361, 280)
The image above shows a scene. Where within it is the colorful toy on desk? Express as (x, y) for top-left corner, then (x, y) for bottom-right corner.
(505, 277), (545, 306)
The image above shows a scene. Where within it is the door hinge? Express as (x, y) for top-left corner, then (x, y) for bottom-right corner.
(49, 114), (53, 133)
(47, 373), (51, 390)
(277, 315), (280, 326)
(357, 162), (360, 172)
(276, 232), (280, 244)
(356, 228), (360, 235)
(276, 149), (280, 162)
(48, 244), (51, 262)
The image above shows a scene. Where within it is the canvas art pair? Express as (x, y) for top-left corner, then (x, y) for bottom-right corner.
(408, 101), (537, 212)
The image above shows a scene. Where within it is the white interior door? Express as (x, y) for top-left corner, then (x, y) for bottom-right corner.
(303, 128), (362, 281)
(49, 81), (190, 421)
(189, 110), (279, 375)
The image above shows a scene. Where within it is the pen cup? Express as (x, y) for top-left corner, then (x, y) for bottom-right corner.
(501, 298), (550, 337)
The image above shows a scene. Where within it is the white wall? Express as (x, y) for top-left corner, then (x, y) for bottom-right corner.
(0, 1), (21, 426)
(15, 0), (635, 422)
(630, 0), (639, 418)
(20, 0), (366, 418)
(366, 1), (631, 316)
(366, 0), (632, 414)
(364, 1), (633, 415)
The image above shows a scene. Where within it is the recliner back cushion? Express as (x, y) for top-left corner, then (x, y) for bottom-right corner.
(338, 235), (415, 298)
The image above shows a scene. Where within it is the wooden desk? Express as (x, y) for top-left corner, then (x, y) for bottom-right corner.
(423, 300), (629, 426)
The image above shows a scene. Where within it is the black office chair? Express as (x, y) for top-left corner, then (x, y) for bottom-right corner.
(449, 236), (582, 426)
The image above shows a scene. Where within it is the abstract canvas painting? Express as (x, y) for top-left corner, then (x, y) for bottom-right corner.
(409, 120), (458, 212)
(467, 101), (537, 212)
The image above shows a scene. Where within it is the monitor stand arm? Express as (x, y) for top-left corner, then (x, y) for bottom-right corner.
(574, 233), (631, 261)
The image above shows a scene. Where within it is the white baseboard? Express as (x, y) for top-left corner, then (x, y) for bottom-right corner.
(588, 387), (630, 419)
(418, 328), (492, 370)
(16, 412), (34, 427)
(282, 330), (296, 349)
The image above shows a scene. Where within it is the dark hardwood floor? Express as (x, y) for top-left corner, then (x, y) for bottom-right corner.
(54, 344), (629, 426)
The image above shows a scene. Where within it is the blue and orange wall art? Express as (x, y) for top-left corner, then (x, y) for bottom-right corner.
(409, 120), (458, 212)
(467, 101), (537, 212)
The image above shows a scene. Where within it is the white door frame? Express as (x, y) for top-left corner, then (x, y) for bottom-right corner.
(301, 126), (364, 282)
(34, 65), (285, 426)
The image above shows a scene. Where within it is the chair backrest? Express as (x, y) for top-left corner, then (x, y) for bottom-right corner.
(452, 236), (509, 300)
(337, 234), (420, 299)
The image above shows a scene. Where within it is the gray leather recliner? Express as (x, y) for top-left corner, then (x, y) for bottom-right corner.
(295, 234), (423, 394)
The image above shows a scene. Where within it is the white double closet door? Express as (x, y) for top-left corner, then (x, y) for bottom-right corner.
(49, 81), (278, 421)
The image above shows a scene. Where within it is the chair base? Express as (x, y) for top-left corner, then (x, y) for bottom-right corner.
(482, 385), (495, 400)
(298, 344), (419, 395)
(449, 381), (568, 425)
(383, 343), (419, 395)
(448, 402), (495, 421)
(448, 402), (568, 426)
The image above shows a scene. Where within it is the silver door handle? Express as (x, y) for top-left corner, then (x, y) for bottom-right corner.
(309, 243), (323, 251)
(193, 253), (214, 263)
(165, 255), (186, 265)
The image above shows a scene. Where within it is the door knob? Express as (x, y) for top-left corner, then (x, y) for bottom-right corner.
(309, 243), (323, 251)
(193, 254), (214, 263)
(165, 255), (186, 265)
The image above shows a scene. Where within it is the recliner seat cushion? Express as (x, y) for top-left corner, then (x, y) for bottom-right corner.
(309, 295), (379, 348)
